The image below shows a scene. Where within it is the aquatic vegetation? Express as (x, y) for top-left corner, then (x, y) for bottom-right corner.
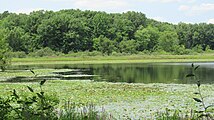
(0, 63), (214, 119)
(0, 80), (59, 119)
(186, 63), (214, 119)
(0, 80), (111, 120)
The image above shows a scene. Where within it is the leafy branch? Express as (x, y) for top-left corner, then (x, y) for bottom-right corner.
(186, 63), (213, 119)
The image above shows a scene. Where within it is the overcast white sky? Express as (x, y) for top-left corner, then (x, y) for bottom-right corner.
(0, 0), (213, 24)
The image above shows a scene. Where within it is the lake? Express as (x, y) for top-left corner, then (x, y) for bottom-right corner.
(6, 62), (214, 84)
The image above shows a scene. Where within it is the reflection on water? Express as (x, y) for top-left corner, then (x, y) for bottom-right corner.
(6, 62), (214, 84)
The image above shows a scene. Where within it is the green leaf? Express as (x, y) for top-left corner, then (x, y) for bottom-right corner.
(25, 101), (33, 105)
(205, 105), (214, 110)
(31, 96), (37, 102)
(43, 105), (52, 110)
(198, 114), (208, 118)
(194, 65), (200, 71)
(12, 89), (19, 98)
(36, 93), (43, 99)
(40, 91), (44, 95)
(193, 98), (202, 102)
(40, 80), (46, 86)
(17, 100), (23, 104)
(186, 73), (195, 77)
(195, 110), (204, 113)
(197, 81), (201, 87)
(27, 86), (34, 92)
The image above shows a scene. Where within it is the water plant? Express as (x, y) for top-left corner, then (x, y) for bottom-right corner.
(0, 79), (110, 120)
(58, 102), (112, 120)
(186, 63), (214, 119)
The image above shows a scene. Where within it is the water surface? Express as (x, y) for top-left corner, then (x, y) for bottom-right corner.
(7, 62), (214, 84)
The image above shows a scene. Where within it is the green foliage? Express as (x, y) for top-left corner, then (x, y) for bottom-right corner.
(155, 109), (198, 120)
(0, 97), (13, 119)
(119, 40), (137, 54)
(192, 45), (203, 53)
(59, 102), (111, 120)
(0, 10), (213, 55)
(158, 31), (179, 52)
(28, 47), (59, 57)
(0, 29), (10, 71)
(135, 26), (159, 51)
(205, 45), (212, 53)
(186, 63), (214, 120)
(0, 78), (111, 120)
(0, 80), (59, 120)
(0, 52), (10, 72)
(173, 45), (191, 55)
(9, 51), (27, 58)
(93, 35), (115, 55)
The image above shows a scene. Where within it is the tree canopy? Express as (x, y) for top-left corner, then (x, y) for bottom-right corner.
(0, 9), (213, 55)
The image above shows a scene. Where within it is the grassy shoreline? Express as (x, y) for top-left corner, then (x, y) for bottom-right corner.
(12, 54), (214, 65)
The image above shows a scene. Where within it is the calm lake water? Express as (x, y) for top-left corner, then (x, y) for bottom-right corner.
(9, 62), (214, 84)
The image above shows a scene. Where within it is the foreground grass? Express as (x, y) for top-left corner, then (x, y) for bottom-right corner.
(12, 54), (214, 65)
(0, 80), (214, 119)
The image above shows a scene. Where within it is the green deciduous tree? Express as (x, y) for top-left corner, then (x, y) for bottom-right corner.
(135, 26), (160, 51)
(158, 31), (179, 52)
(93, 35), (115, 55)
(119, 40), (137, 54)
(0, 29), (10, 71)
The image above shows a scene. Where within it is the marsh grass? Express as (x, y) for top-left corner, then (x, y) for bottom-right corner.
(58, 102), (113, 120)
(155, 63), (214, 120)
(155, 109), (198, 120)
(12, 53), (214, 65)
(0, 80), (111, 120)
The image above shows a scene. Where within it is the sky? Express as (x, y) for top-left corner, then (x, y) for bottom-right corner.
(0, 0), (213, 24)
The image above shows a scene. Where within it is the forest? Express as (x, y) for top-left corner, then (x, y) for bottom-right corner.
(0, 9), (214, 56)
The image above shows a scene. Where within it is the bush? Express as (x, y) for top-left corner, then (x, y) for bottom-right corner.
(119, 40), (137, 54)
(138, 50), (151, 55)
(0, 80), (59, 119)
(9, 51), (27, 58)
(152, 49), (170, 55)
(0, 52), (11, 72)
(173, 45), (191, 55)
(0, 80), (111, 120)
(66, 51), (102, 57)
(205, 45), (213, 53)
(193, 45), (203, 53)
(28, 47), (59, 57)
(86, 51), (102, 56)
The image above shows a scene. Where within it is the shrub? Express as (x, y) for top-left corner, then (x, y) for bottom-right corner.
(9, 51), (27, 58)
(0, 80), (110, 120)
(192, 45), (203, 53)
(86, 51), (102, 56)
(0, 80), (59, 119)
(28, 47), (58, 57)
(0, 52), (11, 72)
(186, 63), (214, 119)
(205, 45), (213, 53)
(173, 45), (190, 55)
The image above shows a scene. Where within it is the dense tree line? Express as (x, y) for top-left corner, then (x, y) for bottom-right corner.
(0, 9), (214, 55)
